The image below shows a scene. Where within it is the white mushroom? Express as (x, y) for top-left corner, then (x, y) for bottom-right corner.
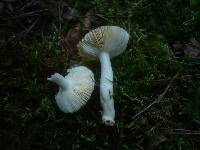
(47, 66), (95, 113)
(77, 26), (129, 126)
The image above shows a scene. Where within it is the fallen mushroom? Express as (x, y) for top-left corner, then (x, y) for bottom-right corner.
(47, 66), (95, 113)
(77, 26), (129, 125)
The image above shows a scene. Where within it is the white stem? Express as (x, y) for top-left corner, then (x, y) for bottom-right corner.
(99, 52), (115, 126)
(47, 73), (69, 90)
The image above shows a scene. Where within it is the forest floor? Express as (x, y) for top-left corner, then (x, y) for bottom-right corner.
(0, 0), (200, 149)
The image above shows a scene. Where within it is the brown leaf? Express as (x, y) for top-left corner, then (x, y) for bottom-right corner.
(171, 39), (200, 59)
(191, 38), (200, 49)
(39, 0), (70, 18)
(145, 135), (168, 150)
(83, 11), (92, 30)
(62, 11), (93, 58)
(63, 8), (78, 22)
(63, 23), (81, 56)
(184, 44), (200, 58)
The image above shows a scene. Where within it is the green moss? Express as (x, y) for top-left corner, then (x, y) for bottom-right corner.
(1, 0), (200, 149)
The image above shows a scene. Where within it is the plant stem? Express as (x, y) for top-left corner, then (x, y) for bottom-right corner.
(47, 73), (69, 90)
(99, 52), (115, 126)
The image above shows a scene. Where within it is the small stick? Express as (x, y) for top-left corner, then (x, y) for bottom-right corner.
(163, 128), (200, 135)
(128, 72), (179, 128)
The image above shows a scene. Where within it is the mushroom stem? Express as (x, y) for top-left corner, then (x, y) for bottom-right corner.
(47, 73), (69, 90)
(99, 52), (115, 126)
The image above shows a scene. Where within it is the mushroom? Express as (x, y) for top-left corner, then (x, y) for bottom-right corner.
(47, 66), (95, 113)
(77, 26), (129, 125)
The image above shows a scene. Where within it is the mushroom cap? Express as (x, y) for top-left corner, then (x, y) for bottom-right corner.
(77, 26), (129, 60)
(55, 66), (95, 113)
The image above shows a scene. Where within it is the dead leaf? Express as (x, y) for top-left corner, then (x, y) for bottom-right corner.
(145, 135), (168, 150)
(63, 23), (81, 56)
(83, 11), (92, 30)
(63, 8), (78, 22)
(62, 11), (92, 58)
(191, 38), (200, 49)
(171, 39), (200, 59)
(39, 0), (70, 18)
(184, 43), (200, 58)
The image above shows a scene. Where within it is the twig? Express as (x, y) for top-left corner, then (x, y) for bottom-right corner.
(12, 20), (37, 38)
(168, 132), (200, 135)
(150, 74), (200, 83)
(19, 0), (39, 11)
(128, 72), (179, 128)
(164, 129), (200, 135)
(95, 14), (114, 23)
(1, 19), (38, 48)
(13, 9), (47, 19)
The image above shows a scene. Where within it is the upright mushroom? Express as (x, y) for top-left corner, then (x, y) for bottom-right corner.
(77, 26), (129, 125)
(47, 66), (95, 113)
